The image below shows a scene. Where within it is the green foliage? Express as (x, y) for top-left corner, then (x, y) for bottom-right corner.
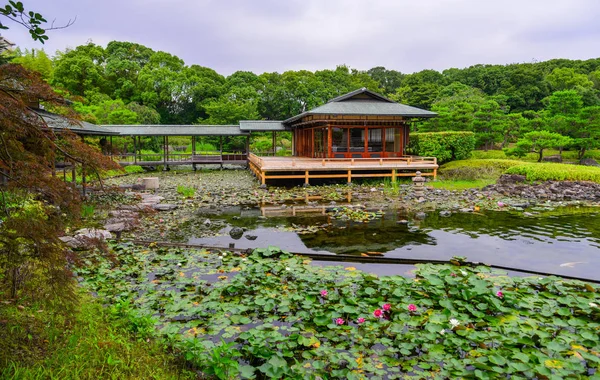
(506, 131), (572, 162)
(81, 203), (95, 219)
(176, 185), (196, 198)
(11, 48), (53, 81)
(0, 1), (52, 43)
(439, 159), (522, 180)
(505, 163), (600, 183)
(407, 132), (476, 163)
(0, 292), (193, 379)
(78, 243), (600, 379)
(124, 165), (145, 174)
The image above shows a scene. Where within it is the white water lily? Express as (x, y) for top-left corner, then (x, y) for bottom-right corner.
(241, 258), (248, 261)
(590, 303), (598, 308)
(449, 318), (460, 328)
(285, 267), (291, 271)
(460, 270), (467, 276)
(439, 329), (445, 335)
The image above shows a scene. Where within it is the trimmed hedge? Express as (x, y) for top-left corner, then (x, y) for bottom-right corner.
(505, 163), (600, 183)
(439, 159), (522, 180)
(407, 132), (475, 163)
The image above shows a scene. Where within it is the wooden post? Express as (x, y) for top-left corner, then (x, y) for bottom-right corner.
(109, 136), (113, 158)
(192, 135), (196, 171)
(163, 135), (167, 171)
(392, 169), (397, 182)
(327, 125), (332, 158)
(347, 170), (352, 184)
(305, 170), (309, 185)
(261, 170), (266, 185)
(81, 164), (86, 197)
(71, 161), (76, 186)
(133, 136), (137, 164)
(272, 131), (276, 156)
(245, 135), (250, 160)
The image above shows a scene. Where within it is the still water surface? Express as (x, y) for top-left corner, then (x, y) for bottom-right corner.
(190, 206), (600, 280)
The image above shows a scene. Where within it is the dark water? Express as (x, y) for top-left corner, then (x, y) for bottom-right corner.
(189, 206), (600, 280)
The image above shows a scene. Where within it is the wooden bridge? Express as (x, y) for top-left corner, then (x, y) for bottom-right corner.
(112, 151), (248, 169)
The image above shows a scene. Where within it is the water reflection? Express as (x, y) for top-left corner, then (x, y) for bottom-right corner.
(190, 207), (600, 280)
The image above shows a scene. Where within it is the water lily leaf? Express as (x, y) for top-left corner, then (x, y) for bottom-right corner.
(489, 355), (506, 366)
(314, 315), (330, 326)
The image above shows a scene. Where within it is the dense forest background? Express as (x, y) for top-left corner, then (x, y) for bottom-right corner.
(9, 40), (600, 155)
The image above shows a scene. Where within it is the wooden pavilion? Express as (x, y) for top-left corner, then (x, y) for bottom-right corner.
(247, 88), (438, 185)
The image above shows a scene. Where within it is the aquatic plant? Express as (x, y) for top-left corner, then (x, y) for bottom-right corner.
(79, 243), (600, 379)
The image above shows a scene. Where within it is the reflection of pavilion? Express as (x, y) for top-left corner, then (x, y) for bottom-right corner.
(297, 215), (437, 255)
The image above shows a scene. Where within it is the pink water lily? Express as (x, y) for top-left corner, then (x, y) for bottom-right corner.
(382, 303), (391, 311)
(496, 291), (504, 298)
(357, 317), (366, 324)
(373, 309), (384, 318)
(320, 290), (328, 297)
(335, 318), (344, 325)
(408, 304), (417, 312)
(497, 201), (505, 207)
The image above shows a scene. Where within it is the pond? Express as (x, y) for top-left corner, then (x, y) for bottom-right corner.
(189, 205), (600, 281)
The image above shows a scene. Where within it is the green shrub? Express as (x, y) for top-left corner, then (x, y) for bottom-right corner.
(251, 136), (272, 153)
(439, 159), (522, 180)
(470, 150), (510, 160)
(139, 149), (161, 162)
(505, 163), (600, 183)
(185, 142), (217, 152)
(407, 132), (475, 163)
(275, 149), (292, 157)
(125, 165), (145, 174)
(176, 185), (196, 198)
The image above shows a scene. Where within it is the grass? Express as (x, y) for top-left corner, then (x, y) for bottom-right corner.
(0, 291), (194, 379)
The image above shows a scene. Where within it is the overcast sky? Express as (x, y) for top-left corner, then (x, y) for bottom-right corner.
(4, 0), (600, 76)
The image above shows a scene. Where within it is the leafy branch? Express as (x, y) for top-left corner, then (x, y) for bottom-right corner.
(0, 1), (76, 43)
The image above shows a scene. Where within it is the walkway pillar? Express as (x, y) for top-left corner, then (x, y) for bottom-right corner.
(272, 131), (276, 156)
(163, 135), (168, 171)
(133, 136), (137, 164)
(192, 135), (197, 171)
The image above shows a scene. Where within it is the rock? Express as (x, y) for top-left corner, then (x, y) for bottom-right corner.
(142, 177), (159, 190)
(203, 219), (212, 226)
(397, 220), (409, 225)
(524, 212), (534, 217)
(542, 155), (562, 163)
(459, 208), (473, 213)
(580, 158), (600, 167)
(229, 227), (244, 240)
(245, 234), (258, 240)
(62, 228), (113, 249)
(497, 174), (527, 184)
(109, 210), (137, 218)
(74, 228), (112, 240)
(258, 216), (267, 220)
(104, 222), (127, 232)
(415, 212), (427, 219)
(439, 210), (451, 217)
(153, 204), (178, 211)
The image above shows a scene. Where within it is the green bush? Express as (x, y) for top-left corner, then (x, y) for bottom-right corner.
(251, 136), (272, 153)
(439, 159), (522, 180)
(505, 163), (600, 183)
(125, 165), (145, 174)
(407, 132), (475, 163)
(185, 142), (217, 152)
(176, 186), (196, 198)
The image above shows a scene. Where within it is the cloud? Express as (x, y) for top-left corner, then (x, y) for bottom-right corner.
(4, 0), (600, 75)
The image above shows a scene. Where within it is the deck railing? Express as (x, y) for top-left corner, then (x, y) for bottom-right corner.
(248, 153), (436, 168)
(114, 151), (247, 164)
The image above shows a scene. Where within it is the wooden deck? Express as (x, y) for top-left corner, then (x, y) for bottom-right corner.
(248, 153), (437, 185)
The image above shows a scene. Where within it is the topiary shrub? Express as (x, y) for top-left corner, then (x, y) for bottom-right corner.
(407, 132), (476, 163)
(505, 163), (600, 183)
